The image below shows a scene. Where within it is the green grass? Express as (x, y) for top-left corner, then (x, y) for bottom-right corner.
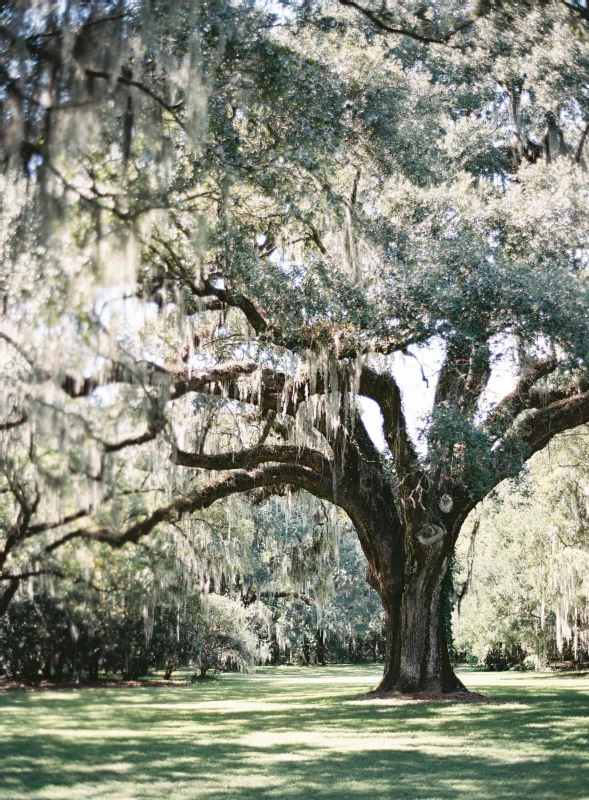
(1, 666), (589, 800)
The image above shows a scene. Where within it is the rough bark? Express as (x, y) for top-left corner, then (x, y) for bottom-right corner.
(335, 457), (462, 693)
(365, 522), (464, 695)
(388, 546), (462, 692)
(0, 578), (21, 618)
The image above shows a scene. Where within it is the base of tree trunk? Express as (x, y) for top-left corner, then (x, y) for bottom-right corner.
(360, 688), (492, 703)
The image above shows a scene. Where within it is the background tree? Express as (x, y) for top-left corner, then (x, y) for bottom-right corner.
(455, 428), (589, 668)
(3, 0), (589, 693)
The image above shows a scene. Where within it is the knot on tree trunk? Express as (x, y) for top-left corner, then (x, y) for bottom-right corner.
(416, 523), (445, 546)
(438, 493), (453, 513)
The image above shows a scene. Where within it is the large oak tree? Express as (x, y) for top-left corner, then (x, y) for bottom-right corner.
(3, 0), (589, 692)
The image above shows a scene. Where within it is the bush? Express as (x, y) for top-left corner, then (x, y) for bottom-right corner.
(0, 590), (259, 681)
(0, 595), (104, 680)
(484, 646), (510, 671)
(484, 643), (528, 671)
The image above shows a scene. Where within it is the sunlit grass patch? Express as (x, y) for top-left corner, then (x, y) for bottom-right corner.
(1, 666), (589, 800)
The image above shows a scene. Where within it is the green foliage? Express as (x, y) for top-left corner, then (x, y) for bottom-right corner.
(0, 586), (259, 681)
(455, 427), (589, 665)
(193, 595), (258, 677)
(0, 495), (383, 678)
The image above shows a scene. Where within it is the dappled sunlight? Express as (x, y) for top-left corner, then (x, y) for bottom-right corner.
(1, 666), (589, 799)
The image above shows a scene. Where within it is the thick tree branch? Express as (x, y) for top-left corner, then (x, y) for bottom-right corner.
(486, 356), (559, 431)
(244, 589), (316, 606)
(0, 331), (36, 368)
(85, 69), (184, 127)
(197, 280), (279, 340)
(518, 389), (589, 456)
(338, 0), (474, 46)
(169, 361), (260, 399)
(57, 358), (258, 399)
(184, 276), (412, 360)
(0, 478), (40, 571)
(55, 354), (324, 424)
(0, 578), (21, 617)
(102, 418), (166, 453)
(524, 380), (589, 411)
(434, 342), (491, 413)
(359, 366), (421, 485)
(0, 569), (49, 583)
(257, 410), (277, 445)
(45, 464), (334, 553)
(27, 508), (92, 536)
(562, 0), (589, 24)
(174, 443), (333, 476)
(0, 413), (27, 431)
(476, 389), (589, 511)
(575, 121), (589, 163)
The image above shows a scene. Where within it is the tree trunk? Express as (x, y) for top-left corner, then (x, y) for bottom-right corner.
(364, 521), (465, 694)
(301, 634), (310, 666)
(315, 629), (326, 665)
(43, 651), (53, 681)
(88, 650), (100, 681)
(337, 446), (467, 694)
(164, 657), (176, 680)
(0, 579), (21, 618)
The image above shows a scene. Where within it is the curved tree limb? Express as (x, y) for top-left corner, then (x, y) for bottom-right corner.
(243, 589), (316, 606)
(0, 413), (27, 431)
(518, 389), (589, 456)
(27, 508), (92, 536)
(434, 342), (491, 413)
(0, 578), (21, 617)
(55, 358), (258, 399)
(167, 263), (414, 359)
(103, 418), (167, 454)
(45, 463), (335, 553)
(486, 356), (560, 431)
(359, 366), (421, 486)
(338, 0), (474, 47)
(85, 69), (184, 128)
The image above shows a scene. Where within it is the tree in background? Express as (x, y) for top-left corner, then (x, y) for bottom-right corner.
(455, 428), (589, 668)
(3, 0), (589, 693)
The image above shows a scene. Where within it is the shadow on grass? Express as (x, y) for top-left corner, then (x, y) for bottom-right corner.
(1, 666), (588, 800)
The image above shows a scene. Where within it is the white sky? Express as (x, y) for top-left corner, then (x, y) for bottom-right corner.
(360, 337), (521, 454)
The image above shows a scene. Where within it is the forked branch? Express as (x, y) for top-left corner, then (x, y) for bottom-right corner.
(359, 366), (421, 485)
(519, 389), (589, 456)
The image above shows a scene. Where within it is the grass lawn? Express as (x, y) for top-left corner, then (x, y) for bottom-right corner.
(1, 666), (589, 800)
